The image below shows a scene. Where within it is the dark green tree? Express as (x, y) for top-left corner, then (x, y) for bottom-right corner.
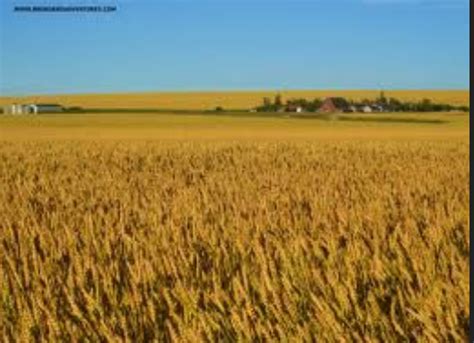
(378, 90), (388, 104)
(274, 94), (283, 108)
(332, 97), (350, 110)
(263, 97), (271, 107)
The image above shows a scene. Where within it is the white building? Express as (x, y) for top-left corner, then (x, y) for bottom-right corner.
(371, 104), (385, 113)
(362, 105), (373, 113)
(348, 105), (358, 113)
(3, 104), (25, 115)
(2, 103), (63, 115)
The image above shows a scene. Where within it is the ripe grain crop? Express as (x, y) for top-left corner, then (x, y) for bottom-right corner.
(0, 140), (469, 341)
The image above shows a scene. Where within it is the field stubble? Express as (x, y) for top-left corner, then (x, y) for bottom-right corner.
(0, 139), (469, 341)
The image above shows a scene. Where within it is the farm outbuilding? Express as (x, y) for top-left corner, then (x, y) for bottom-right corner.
(286, 104), (303, 113)
(3, 104), (25, 115)
(346, 105), (358, 113)
(317, 98), (338, 113)
(2, 103), (63, 115)
(371, 104), (386, 112)
(29, 104), (64, 114)
(362, 105), (373, 113)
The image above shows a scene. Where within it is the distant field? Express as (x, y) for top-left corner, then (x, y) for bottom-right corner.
(0, 89), (469, 110)
(0, 111), (469, 141)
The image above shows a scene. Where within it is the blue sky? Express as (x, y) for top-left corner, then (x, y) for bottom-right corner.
(0, 0), (469, 95)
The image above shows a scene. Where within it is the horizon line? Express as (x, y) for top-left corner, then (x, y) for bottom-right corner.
(0, 88), (470, 98)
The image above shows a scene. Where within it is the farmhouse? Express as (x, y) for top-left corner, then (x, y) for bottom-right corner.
(2, 103), (63, 115)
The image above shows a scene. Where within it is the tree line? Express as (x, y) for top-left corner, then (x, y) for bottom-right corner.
(254, 92), (469, 113)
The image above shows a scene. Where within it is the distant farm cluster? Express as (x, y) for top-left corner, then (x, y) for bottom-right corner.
(254, 92), (470, 114)
(1, 91), (469, 115)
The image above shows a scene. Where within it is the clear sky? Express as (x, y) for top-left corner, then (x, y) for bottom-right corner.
(0, 0), (469, 95)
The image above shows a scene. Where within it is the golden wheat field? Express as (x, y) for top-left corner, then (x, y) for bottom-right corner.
(0, 89), (469, 110)
(0, 110), (470, 341)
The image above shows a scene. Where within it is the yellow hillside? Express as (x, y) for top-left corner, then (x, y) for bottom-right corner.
(0, 90), (469, 110)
